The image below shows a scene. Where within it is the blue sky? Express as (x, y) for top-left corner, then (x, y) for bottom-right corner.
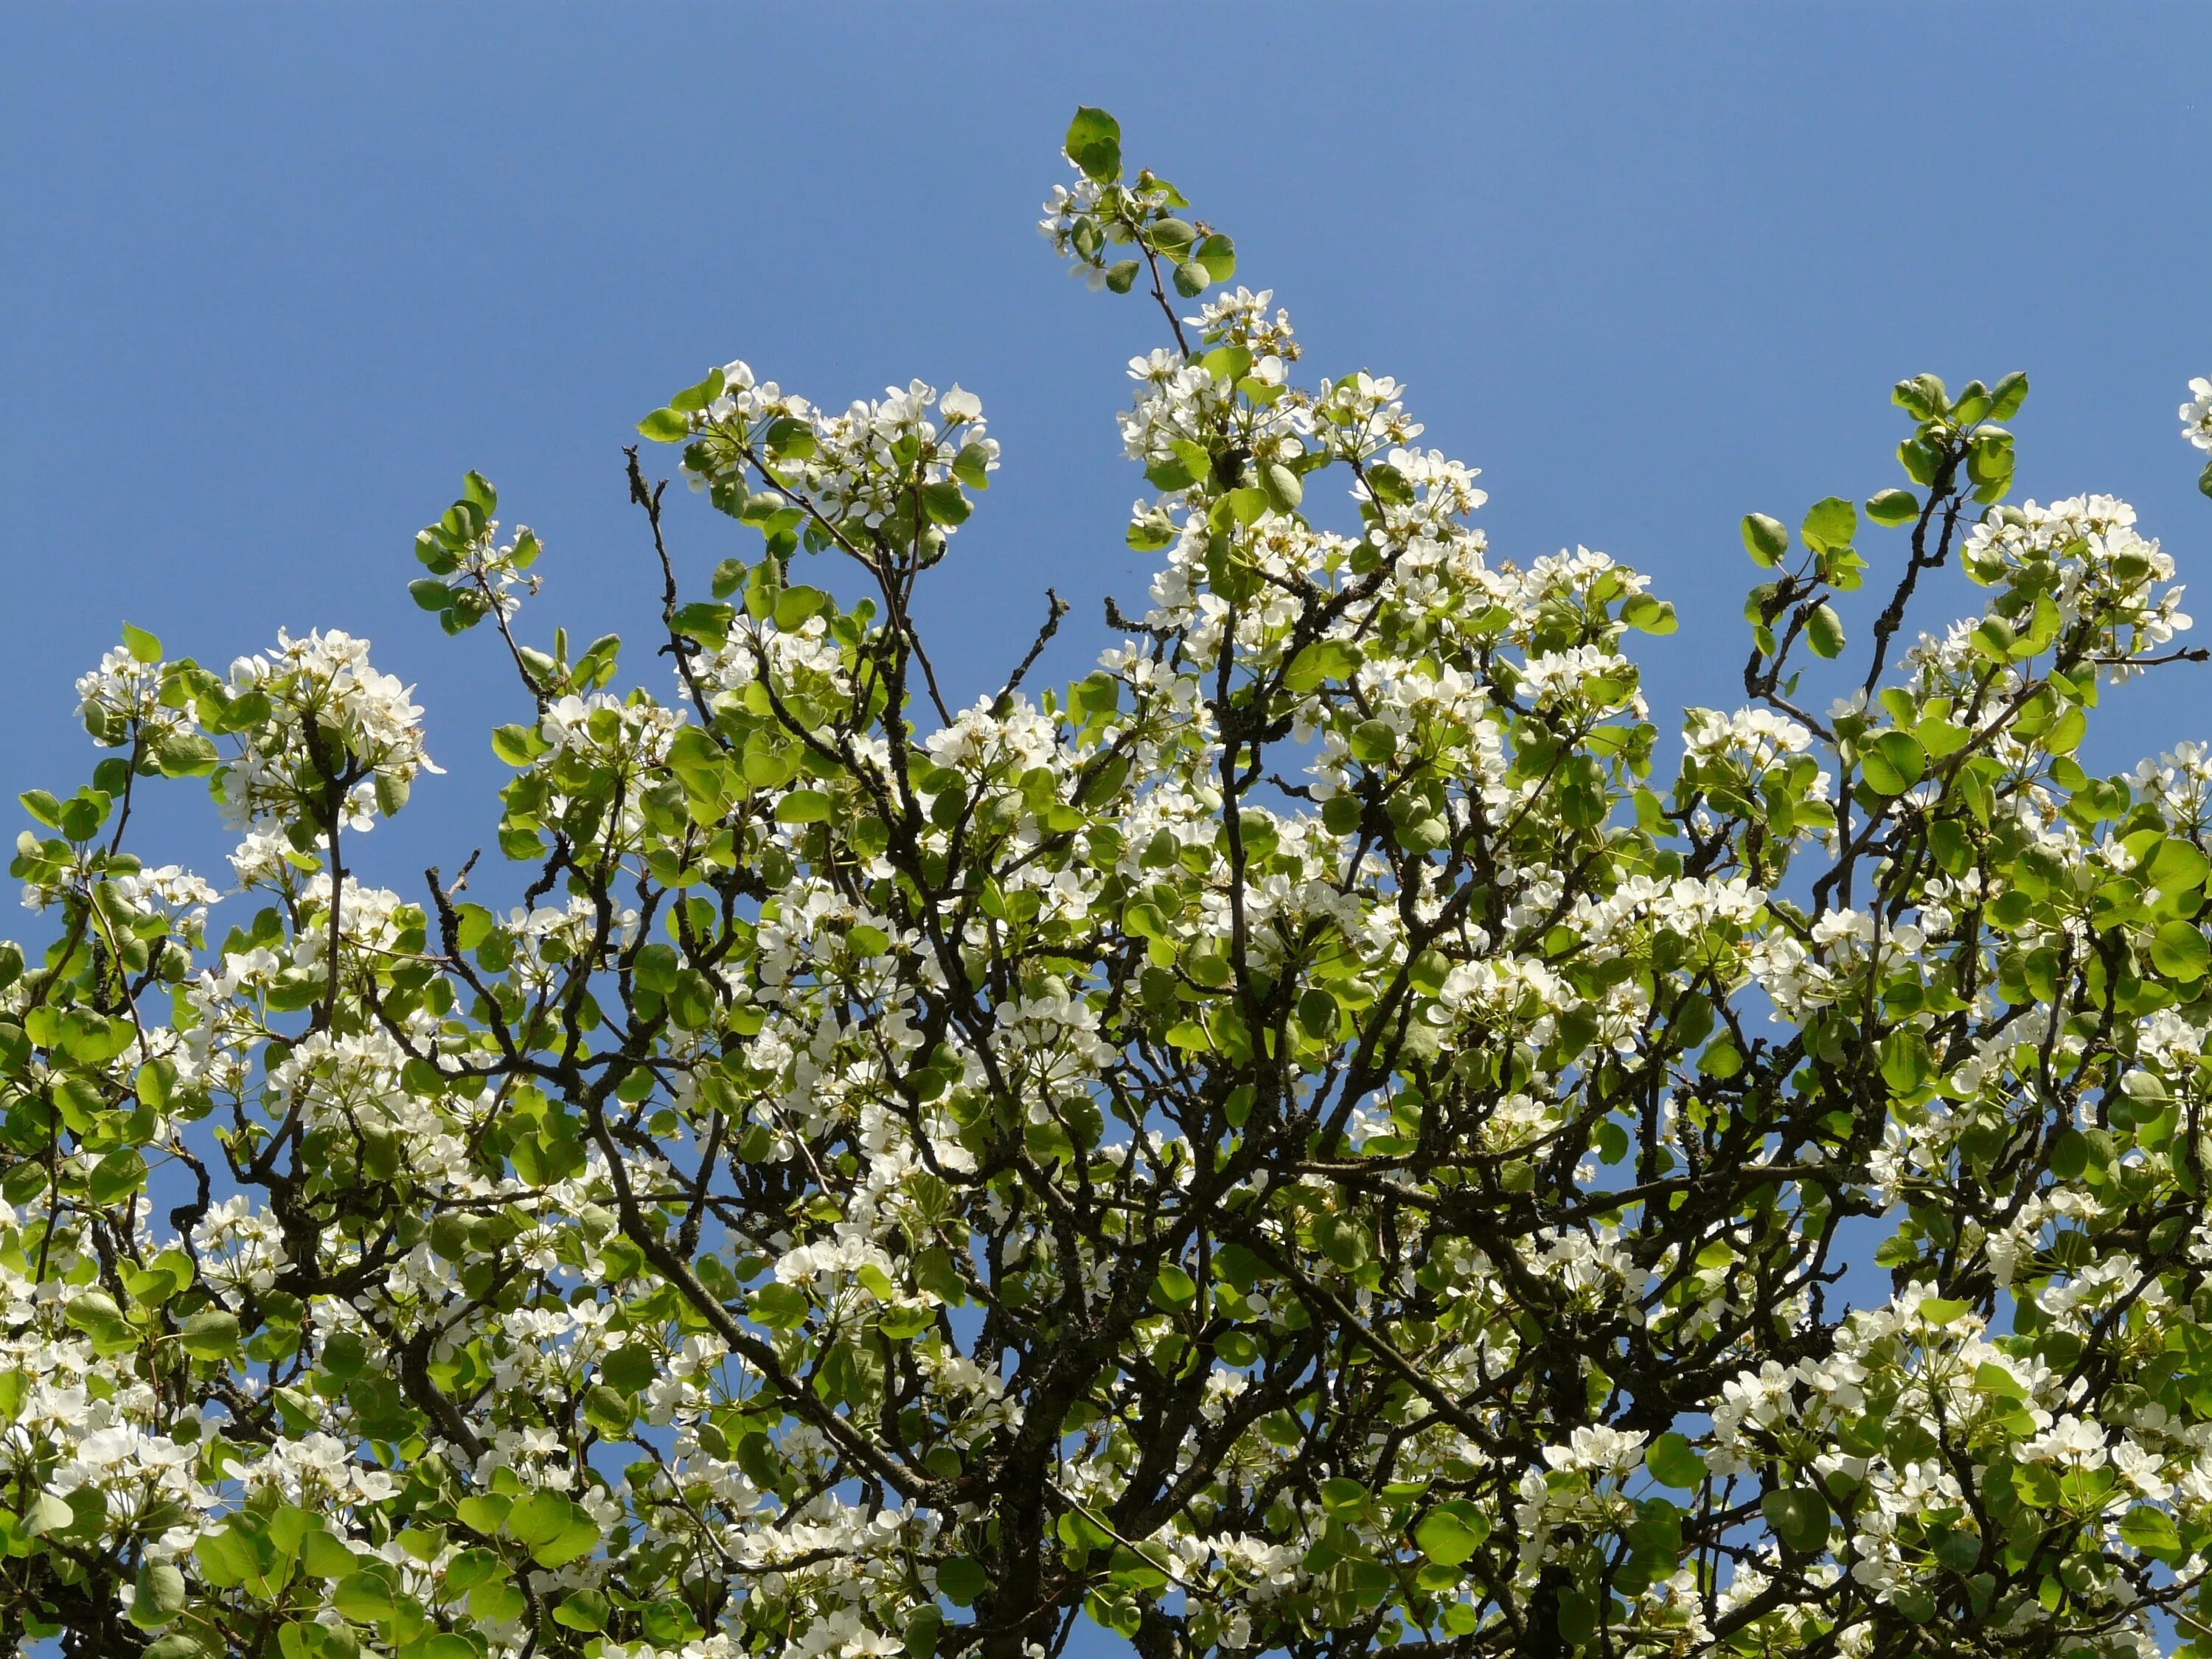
(4, 4), (2211, 897)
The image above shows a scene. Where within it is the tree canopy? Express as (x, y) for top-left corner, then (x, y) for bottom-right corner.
(10, 108), (2212, 1659)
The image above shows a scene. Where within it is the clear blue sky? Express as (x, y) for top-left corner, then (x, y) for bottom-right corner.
(5, 4), (2211, 893)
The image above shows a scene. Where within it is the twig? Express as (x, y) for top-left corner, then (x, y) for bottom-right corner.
(996, 588), (1070, 704)
(625, 446), (720, 728)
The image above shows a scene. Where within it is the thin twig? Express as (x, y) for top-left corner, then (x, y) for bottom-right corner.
(996, 588), (1070, 704)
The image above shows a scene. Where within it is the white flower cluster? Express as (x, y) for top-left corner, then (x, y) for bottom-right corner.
(217, 628), (439, 831)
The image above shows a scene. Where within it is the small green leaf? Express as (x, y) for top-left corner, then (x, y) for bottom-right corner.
(1644, 1432), (1708, 1490)
(1349, 720), (1396, 765)
(2050, 1128), (2090, 1180)
(1805, 602), (1846, 658)
(939, 1555), (989, 1607)
(504, 1491), (571, 1548)
(1225, 487), (1269, 525)
(1065, 108), (1121, 184)
(1989, 371), (2029, 420)
(1893, 373), (1949, 419)
(1621, 594), (1677, 635)
(637, 408), (689, 442)
(1741, 513), (1789, 567)
(1194, 232), (1236, 281)
(120, 622), (164, 664)
(1858, 731), (1927, 796)
(1761, 1486), (1830, 1555)
(1172, 259), (1209, 298)
(553, 1590), (611, 1632)
(131, 1559), (187, 1628)
(456, 1492), (512, 1535)
(1413, 1501), (1491, 1565)
(921, 480), (972, 526)
(776, 789), (833, 825)
(2152, 920), (2210, 983)
(1801, 496), (1857, 553)
(490, 724), (539, 767)
(1973, 1361), (2028, 1401)
(2121, 1504), (2182, 1559)
(1865, 488), (1919, 526)
(332, 1571), (396, 1623)
(534, 1511), (601, 1568)
(1152, 1264), (1197, 1307)
(22, 1492), (72, 1537)
(178, 1310), (240, 1358)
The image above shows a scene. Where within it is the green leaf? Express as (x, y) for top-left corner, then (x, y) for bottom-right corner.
(750, 1282), (810, 1330)
(1149, 218), (1196, 253)
(21, 1492), (72, 1537)
(1319, 1477), (1368, 1517)
(669, 367), (725, 414)
(1865, 488), (1919, 526)
(2121, 1504), (2182, 1559)
(921, 480), (972, 526)
(1194, 233), (1236, 281)
(490, 723), (540, 766)
(1893, 373), (1949, 419)
(637, 407), (689, 442)
(1349, 720), (1396, 765)
(553, 1590), (610, 1632)
(299, 1528), (358, 1579)
(1805, 602), (1846, 658)
(1413, 1501), (1491, 1565)
(2152, 920), (2210, 983)
(1761, 1486), (1830, 1555)
(776, 789), (833, 825)
(2050, 1128), (2090, 1180)
(332, 1571), (396, 1623)
(534, 1510), (601, 1568)
(1065, 108), (1121, 184)
(456, 1492), (511, 1535)
(120, 622), (164, 664)
(1858, 731), (1927, 796)
(953, 442), (994, 490)
(1972, 1361), (2028, 1401)
(1621, 594), (1677, 635)
(939, 1555), (989, 1607)
(178, 1309), (240, 1359)
(1152, 1264), (1197, 1307)
(1172, 259), (1209, 298)
(1644, 1432), (1708, 1490)
(1225, 487), (1269, 525)
(773, 585), (830, 629)
(1740, 513), (1788, 567)
(131, 1559), (187, 1628)
(1989, 371), (2029, 420)
(1801, 496), (1857, 553)
(504, 1491), (571, 1548)
(601, 1342), (656, 1393)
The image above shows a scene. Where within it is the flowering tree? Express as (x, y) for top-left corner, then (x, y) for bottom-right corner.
(10, 107), (2212, 1659)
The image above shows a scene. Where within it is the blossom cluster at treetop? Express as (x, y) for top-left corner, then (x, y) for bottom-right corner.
(10, 105), (2212, 1659)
